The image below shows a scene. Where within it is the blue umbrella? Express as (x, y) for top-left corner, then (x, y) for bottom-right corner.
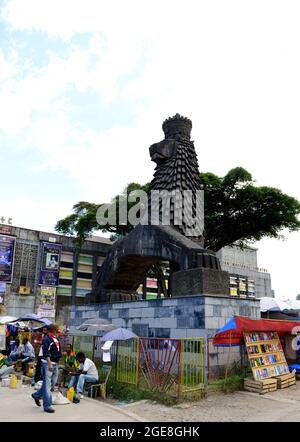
(32, 319), (52, 330)
(100, 328), (137, 341)
(13, 314), (52, 327)
(16, 313), (42, 322)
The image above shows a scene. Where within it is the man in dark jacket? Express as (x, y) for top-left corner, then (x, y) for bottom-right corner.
(31, 323), (61, 413)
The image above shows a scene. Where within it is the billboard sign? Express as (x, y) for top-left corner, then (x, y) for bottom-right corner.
(0, 235), (16, 282)
(0, 225), (13, 235)
(37, 307), (56, 319)
(0, 324), (6, 350)
(39, 242), (62, 286)
(0, 282), (6, 304)
(39, 286), (56, 310)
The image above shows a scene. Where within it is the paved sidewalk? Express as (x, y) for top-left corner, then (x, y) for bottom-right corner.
(3, 381), (300, 422)
(0, 386), (143, 422)
(125, 382), (300, 422)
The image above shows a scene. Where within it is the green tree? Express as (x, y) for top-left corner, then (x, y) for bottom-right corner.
(55, 182), (149, 246)
(55, 167), (300, 251)
(201, 167), (300, 251)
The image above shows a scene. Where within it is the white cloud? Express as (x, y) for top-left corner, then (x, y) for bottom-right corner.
(0, 195), (72, 233)
(0, 0), (300, 298)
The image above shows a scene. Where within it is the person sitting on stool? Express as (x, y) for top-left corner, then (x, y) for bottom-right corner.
(19, 338), (35, 373)
(9, 338), (21, 361)
(58, 344), (79, 388)
(68, 352), (98, 399)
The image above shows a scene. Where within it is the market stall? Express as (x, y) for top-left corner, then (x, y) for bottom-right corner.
(213, 316), (300, 393)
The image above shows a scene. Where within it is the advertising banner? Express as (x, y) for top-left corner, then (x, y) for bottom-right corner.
(39, 286), (56, 309)
(39, 242), (62, 286)
(0, 324), (6, 350)
(0, 235), (16, 282)
(37, 307), (56, 319)
(36, 286), (57, 320)
(0, 282), (6, 304)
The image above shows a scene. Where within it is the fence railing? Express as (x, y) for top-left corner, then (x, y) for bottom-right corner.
(29, 332), (206, 401)
(116, 338), (139, 385)
(180, 338), (205, 400)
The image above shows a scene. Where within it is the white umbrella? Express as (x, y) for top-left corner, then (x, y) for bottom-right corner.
(76, 318), (116, 335)
(100, 328), (137, 341)
(285, 300), (300, 311)
(0, 316), (18, 324)
(260, 297), (294, 312)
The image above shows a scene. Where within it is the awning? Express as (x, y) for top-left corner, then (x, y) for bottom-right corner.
(213, 316), (300, 346)
(260, 297), (295, 313)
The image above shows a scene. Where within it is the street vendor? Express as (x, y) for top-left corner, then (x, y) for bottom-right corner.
(9, 338), (21, 360)
(20, 337), (35, 371)
(0, 351), (16, 380)
(68, 352), (98, 398)
(63, 344), (79, 370)
(58, 344), (79, 387)
(10, 337), (35, 373)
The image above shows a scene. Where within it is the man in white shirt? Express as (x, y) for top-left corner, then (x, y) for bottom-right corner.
(10, 337), (35, 372)
(68, 352), (98, 399)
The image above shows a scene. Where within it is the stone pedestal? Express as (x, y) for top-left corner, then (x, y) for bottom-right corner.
(171, 268), (230, 297)
(103, 289), (140, 303)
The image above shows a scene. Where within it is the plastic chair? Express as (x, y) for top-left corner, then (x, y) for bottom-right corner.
(85, 365), (112, 399)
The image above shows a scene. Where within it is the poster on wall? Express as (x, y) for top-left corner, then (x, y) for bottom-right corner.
(0, 324), (6, 350)
(0, 282), (6, 304)
(39, 242), (62, 286)
(37, 307), (56, 319)
(39, 286), (56, 309)
(0, 235), (16, 282)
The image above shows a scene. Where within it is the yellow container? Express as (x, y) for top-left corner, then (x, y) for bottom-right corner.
(100, 384), (106, 399)
(26, 367), (34, 377)
(67, 387), (74, 401)
(10, 375), (18, 389)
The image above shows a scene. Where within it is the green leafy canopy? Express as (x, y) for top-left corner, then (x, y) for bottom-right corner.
(55, 168), (300, 251)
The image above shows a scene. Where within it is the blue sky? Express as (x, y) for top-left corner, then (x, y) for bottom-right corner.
(0, 0), (300, 298)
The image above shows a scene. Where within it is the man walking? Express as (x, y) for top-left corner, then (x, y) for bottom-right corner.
(32, 323), (61, 413)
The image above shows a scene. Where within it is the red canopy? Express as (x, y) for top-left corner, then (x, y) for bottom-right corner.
(213, 315), (300, 346)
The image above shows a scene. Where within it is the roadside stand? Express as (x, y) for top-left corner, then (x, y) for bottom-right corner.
(213, 316), (300, 394)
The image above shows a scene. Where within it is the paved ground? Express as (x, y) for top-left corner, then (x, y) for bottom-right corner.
(125, 382), (300, 422)
(0, 385), (143, 422)
(2, 382), (300, 422)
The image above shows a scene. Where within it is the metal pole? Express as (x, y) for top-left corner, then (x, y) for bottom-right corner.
(224, 332), (232, 387)
(71, 248), (79, 306)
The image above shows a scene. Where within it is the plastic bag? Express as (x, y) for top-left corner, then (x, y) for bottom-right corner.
(52, 391), (71, 405)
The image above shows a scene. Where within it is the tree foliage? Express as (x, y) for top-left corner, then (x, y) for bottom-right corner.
(200, 167), (300, 250)
(55, 182), (149, 246)
(55, 167), (300, 251)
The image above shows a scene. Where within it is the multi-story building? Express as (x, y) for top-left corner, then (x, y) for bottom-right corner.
(216, 245), (273, 298)
(0, 223), (112, 319)
(0, 222), (272, 322)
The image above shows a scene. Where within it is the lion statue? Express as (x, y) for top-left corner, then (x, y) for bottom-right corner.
(148, 113), (203, 244)
(93, 114), (224, 303)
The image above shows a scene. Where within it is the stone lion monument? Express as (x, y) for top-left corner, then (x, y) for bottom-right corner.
(93, 114), (229, 303)
(149, 113), (203, 243)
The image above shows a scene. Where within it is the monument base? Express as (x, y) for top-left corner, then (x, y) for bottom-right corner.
(171, 268), (230, 297)
(103, 290), (140, 303)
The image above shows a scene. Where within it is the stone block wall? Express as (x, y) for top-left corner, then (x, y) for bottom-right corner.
(66, 295), (260, 339)
(64, 295), (260, 376)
